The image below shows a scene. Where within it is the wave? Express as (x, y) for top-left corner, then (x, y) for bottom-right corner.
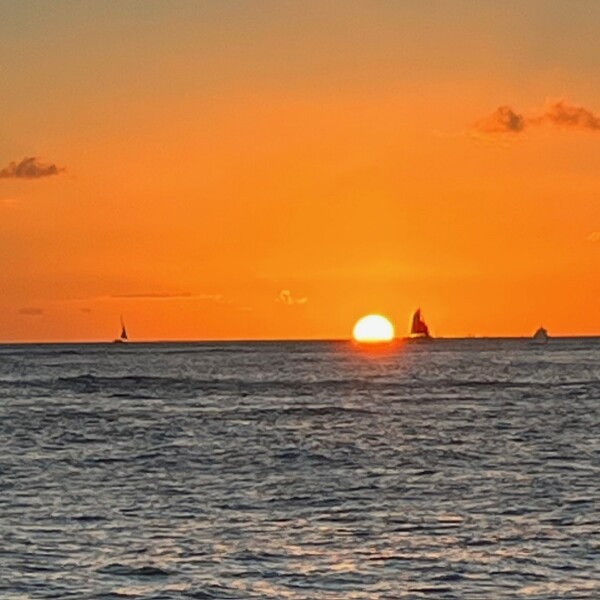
(96, 563), (173, 577)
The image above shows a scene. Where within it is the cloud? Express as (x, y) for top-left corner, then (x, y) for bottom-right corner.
(474, 99), (600, 135)
(109, 291), (225, 302)
(475, 106), (526, 134)
(587, 232), (600, 243)
(110, 292), (195, 299)
(535, 99), (600, 131)
(276, 289), (308, 305)
(19, 307), (44, 316)
(0, 156), (65, 179)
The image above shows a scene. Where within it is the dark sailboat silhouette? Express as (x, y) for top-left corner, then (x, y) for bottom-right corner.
(409, 309), (431, 340)
(532, 326), (549, 344)
(113, 317), (128, 344)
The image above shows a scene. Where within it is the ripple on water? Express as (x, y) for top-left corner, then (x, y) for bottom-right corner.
(1, 339), (599, 598)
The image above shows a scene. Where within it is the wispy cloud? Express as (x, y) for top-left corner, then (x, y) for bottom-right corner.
(475, 106), (525, 134)
(108, 291), (225, 302)
(69, 291), (250, 311)
(474, 99), (600, 135)
(110, 292), (195, 299)
(276, 289), (308, 305)
(19, 307), (44, 316)
(534, 99), (600, 131)
(0, 156), (65, 179)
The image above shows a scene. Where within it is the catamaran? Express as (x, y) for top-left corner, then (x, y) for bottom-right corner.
(409, 309), (431, 340)
(532, 326), (549, 344)
(113, 317), (128, 344)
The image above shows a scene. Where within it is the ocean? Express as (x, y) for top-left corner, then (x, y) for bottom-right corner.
(1, 338), (599, 599)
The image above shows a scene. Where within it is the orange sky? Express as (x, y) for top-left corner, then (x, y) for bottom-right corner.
(1, 1), (599, 341)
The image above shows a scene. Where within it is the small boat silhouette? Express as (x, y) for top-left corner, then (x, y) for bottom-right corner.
(532, 326), (549, 344)
(113, 317), (128, 344)
(408, 308), (432, 340)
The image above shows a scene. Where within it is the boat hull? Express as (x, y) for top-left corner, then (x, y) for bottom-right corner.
(404, 334), (432, 342)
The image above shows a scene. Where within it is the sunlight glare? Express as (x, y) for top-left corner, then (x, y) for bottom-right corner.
(353, 314), (395, 343)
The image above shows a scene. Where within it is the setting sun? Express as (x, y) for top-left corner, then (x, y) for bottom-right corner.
(353, 314), (395, 343)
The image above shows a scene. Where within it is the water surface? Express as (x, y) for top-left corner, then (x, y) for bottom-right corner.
(1, 339), (599, 598)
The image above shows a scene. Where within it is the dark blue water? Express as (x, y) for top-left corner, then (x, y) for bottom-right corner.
(1, 339), (599, 599)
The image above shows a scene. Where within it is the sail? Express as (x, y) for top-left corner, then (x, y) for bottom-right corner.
(410, 309), (430, 337)
(120, 318), (128, 340)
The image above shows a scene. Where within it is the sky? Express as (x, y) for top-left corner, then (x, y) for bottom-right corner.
(1, 0), (599, 341)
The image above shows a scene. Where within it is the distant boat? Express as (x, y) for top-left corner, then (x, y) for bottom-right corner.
(409, 308), (432, 340)
(113, 317), (128, 344)
(532, 326), (549, 344)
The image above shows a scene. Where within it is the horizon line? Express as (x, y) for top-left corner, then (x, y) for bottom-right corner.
(1, 334), (600, 345)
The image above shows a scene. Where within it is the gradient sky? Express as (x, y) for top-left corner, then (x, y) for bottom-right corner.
(1, 0), (599, 341)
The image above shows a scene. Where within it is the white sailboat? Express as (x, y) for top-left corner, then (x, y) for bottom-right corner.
(409, 309), (432, 340)
(532, 326), (549, 344)
(113, 317), (128, 344)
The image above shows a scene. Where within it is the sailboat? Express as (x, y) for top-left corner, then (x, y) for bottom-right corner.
(113, 317), (128, 344)
(408, 308), (432, 340)
(532, 326), (549, 344)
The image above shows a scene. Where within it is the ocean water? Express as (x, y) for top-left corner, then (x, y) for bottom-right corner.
(1, 338), (599, 599)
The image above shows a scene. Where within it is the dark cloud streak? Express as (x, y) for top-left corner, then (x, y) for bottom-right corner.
(0, 156), (65, 179)
(474, 99), (600, 135)
(535, 99), (600, 131)
(19, 307), (44, 316)
(475, 106), (525, 134)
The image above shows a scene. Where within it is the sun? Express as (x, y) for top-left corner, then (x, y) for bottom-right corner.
(353, 314), (395, 343)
